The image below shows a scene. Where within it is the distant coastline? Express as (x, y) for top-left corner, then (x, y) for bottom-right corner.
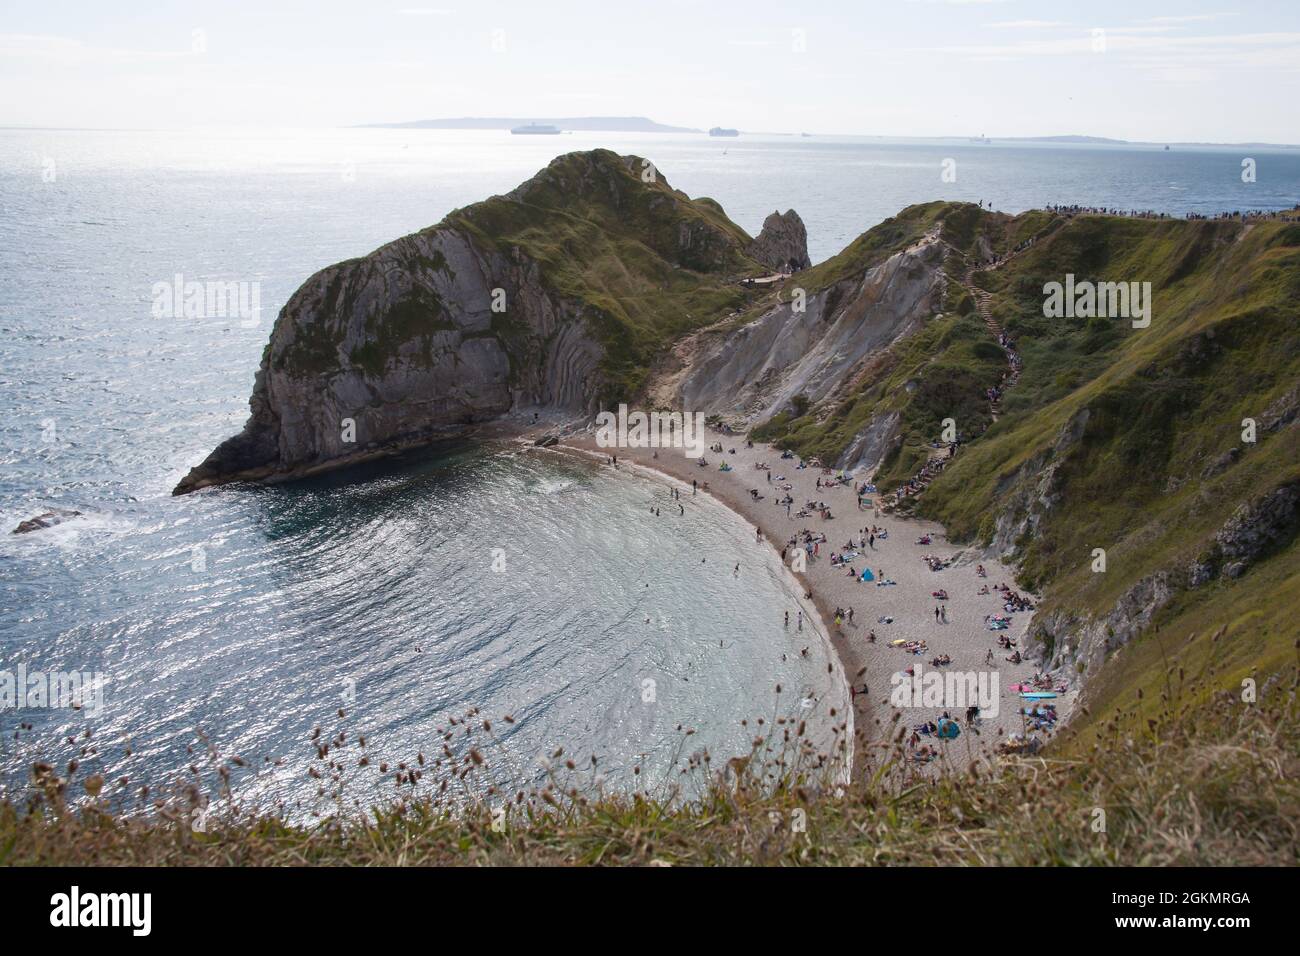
(4, 123), (1296, 149)
(350, 117), (1300, 149)
(358, 116), (701, 133)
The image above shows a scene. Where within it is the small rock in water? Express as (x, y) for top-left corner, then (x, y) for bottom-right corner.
(11, 509), (82, 535)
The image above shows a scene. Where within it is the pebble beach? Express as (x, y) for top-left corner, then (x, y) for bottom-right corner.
(553, 426), (1076, 775)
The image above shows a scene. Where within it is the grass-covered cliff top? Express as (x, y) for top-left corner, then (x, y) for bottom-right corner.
(446, 149), (771, 400)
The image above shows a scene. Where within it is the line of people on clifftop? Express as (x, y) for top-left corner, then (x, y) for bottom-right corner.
(1046, 203), (1300, 222)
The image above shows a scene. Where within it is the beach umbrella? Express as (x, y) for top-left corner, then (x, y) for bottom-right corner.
(936, 717), (961, 739)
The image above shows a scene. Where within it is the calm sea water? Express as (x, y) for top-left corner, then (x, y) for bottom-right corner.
(2, 128), (1298, 809)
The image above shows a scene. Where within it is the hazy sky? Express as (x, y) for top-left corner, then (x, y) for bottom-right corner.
(3, 1), (1299, 142)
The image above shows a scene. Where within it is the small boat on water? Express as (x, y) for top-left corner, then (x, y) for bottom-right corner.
(511, 123), (561, 135)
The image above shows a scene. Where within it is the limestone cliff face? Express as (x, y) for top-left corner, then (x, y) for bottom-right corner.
(175, 150), (768, 493)
(174, 227), (603, 493)
(670, 231), (946, 447)
(746, 210), (811, 272)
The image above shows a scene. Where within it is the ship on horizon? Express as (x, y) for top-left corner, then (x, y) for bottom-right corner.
(709, 126), (740, 137)
(511, 123), (562, 135)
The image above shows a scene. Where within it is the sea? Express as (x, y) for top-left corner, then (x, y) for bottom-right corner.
(2, 128), (1298, 812)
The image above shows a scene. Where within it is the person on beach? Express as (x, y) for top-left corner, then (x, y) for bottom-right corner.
(797, 610), (803, 632)
(678, 504), (684, 516)
(692, 479), (697, 495)
(784, 610), (789, 628)
(935, 606), (941, 622)
(848, 607), (854, 624)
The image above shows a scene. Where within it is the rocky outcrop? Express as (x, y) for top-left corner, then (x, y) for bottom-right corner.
(746, 210), (811, 272)
(1035, 569), (1177, 680)
(1188, 481), (1300, 583)
(12, 509), (82, 534)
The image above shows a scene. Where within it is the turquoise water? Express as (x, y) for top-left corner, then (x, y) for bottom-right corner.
(3, 128), (1298, 808)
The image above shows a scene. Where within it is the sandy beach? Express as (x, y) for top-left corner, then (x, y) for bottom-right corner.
(536, 424), (1074, 776)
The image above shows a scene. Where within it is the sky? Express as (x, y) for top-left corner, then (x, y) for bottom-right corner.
(2, 0), (1299, 142)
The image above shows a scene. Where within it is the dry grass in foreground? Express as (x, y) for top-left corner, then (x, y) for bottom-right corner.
(2, 669), (1296, 867)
